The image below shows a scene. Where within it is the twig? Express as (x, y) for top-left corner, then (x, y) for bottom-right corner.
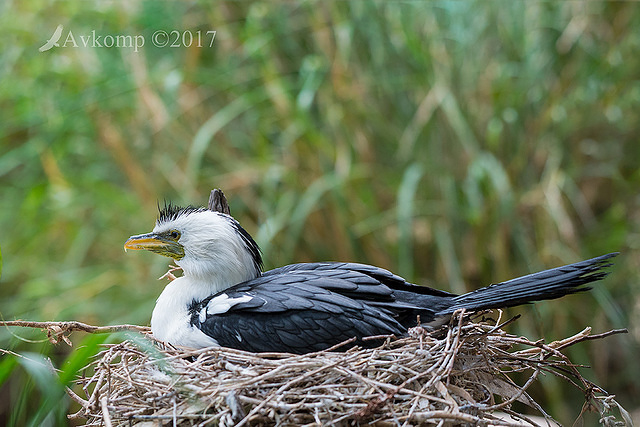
(554, 328), (628, 352)
(158, 265), (182, 282)
(100, 396), (113, 427)
(1, 320), (150, 345)
(362, 334), (396, 341)
(1, 320), (149, 333)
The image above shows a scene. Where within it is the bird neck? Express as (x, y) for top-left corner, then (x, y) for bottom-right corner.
(151, 252), (261, 346)
(185, 269), (258, 296)
(157, 275), (226, 309)
(151, 275), (223, 347)
(151, 264), (259, 343)
(176, 254), (261, 293)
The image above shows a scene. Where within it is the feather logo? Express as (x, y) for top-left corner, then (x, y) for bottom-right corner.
(39, 25), (64, 52)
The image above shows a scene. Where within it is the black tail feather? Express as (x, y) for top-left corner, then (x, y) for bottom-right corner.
(439, 253), (618, 315)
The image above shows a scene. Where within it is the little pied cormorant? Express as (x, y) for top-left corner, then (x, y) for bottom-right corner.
(124, 192), (617, 354)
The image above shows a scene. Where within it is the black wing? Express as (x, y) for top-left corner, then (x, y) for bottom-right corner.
(267, 262), (457, 298)
(191, 263), (455, 353)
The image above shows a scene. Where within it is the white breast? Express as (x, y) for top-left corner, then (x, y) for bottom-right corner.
(151, 277), (220, 348)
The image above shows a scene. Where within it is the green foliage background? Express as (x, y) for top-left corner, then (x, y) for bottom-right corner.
(1, 1), (639, 425)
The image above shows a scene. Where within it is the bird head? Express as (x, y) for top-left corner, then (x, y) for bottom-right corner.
(124, 204), (262, 283)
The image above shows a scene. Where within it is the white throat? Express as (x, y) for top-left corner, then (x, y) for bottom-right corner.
(151, 264), (260, 348)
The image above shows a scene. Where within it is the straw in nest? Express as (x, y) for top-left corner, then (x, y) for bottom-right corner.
(65, 311), (631, 427)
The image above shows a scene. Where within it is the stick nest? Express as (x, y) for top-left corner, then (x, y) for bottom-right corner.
(70, 313), (631, 426)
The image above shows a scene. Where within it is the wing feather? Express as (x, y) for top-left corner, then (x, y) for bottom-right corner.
(191, 262), (452, 353)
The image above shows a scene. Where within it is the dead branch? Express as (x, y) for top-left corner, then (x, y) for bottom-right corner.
(1, 320), (150, 345)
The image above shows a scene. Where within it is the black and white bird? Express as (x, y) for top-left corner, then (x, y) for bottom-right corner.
(124, 192), (617, 354)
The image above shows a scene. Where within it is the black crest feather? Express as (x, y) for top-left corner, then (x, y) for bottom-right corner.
(157, 202), (207, 224)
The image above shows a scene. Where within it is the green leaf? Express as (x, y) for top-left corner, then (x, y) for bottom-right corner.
(397, 163), (424, 279)
(0, 353), (17, 385)
(59, 333), (108, 385)
(16, 352), (63, 397)
(16, 352), (68, 427)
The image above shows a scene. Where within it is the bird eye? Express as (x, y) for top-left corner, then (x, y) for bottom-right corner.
(169, 230), (181, 240)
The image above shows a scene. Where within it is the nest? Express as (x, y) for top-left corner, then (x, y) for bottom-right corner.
(68, 312), (630, 426)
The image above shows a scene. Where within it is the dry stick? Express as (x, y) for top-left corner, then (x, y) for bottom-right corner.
(0, 320), (149, 333)
(130, 414), (210, 421)
(482, 367), (542, 412)
(365, 313), (455, 426)
(66, 386), (89, 408)
(235, 358), (353, 427)
(495, 336), (586, 422)
(100, 396), (113, 427)
(87, 350), (116, 410)
(499, 408), (551, 427)
(402, 410), (520, 426)
(361, 334), (396, 342)
(479, 338), (549, 413)
(554, 328), (627, 352)
(323, 336), (357, 351)
(485, 313), (521, 335)
(513, 328), (593, 357)
(400, 313), (466, 427)
(0, 347), (37, 359)
(0, 320), (150, 346)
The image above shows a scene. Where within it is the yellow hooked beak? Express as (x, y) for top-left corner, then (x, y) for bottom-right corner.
(124, 231), (185, 260)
